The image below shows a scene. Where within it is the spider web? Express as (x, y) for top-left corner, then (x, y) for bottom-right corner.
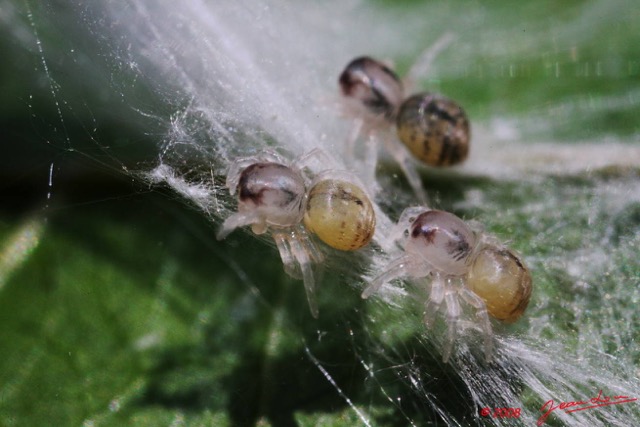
(2, 0), (639, 425)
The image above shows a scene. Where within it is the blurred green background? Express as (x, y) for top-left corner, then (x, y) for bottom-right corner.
(1, 1), (638, 426)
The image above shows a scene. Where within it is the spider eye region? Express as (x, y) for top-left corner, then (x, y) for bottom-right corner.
(339, 56), (403, 119)
(237, 162), (306, 227)
(405, 210), (475, 275)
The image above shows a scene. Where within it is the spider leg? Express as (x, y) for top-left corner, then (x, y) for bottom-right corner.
(361, 132), (382, 196)
(423, 273), (445, 328)
(290, 234), (322, 318)
(293, 148), (338, 179)
(273, 229), (322, 318)
(361, 254), (425, 299)
(345, 118), (365, 165)
(217, 211), (263, 240)
(459, 287), (494, 362)
(442, 277), (461, 363)
(272, 231), (301, 278)
(404, 32), (456, 92)
(382, 134), (429, 204)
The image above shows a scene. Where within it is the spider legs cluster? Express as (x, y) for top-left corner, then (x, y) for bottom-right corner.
(217, 150), (375, 318)
(332, 36), (532, 361)
(421, 273), (493, 362)
(271, 228), (324, 317)
(212, 36), (533, 363)
(362, 207), (531, 362)
(338, 34), (469, 204)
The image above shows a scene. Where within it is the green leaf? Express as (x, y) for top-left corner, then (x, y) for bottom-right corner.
(1, 0), (639, 426)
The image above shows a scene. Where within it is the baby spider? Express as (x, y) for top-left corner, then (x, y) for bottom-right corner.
(218, 151), (377, 318)
(338, 34), (469, 203)
(361, 207), (532, 362)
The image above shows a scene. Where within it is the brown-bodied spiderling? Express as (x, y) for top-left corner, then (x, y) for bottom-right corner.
(338, 33), (470, 203)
